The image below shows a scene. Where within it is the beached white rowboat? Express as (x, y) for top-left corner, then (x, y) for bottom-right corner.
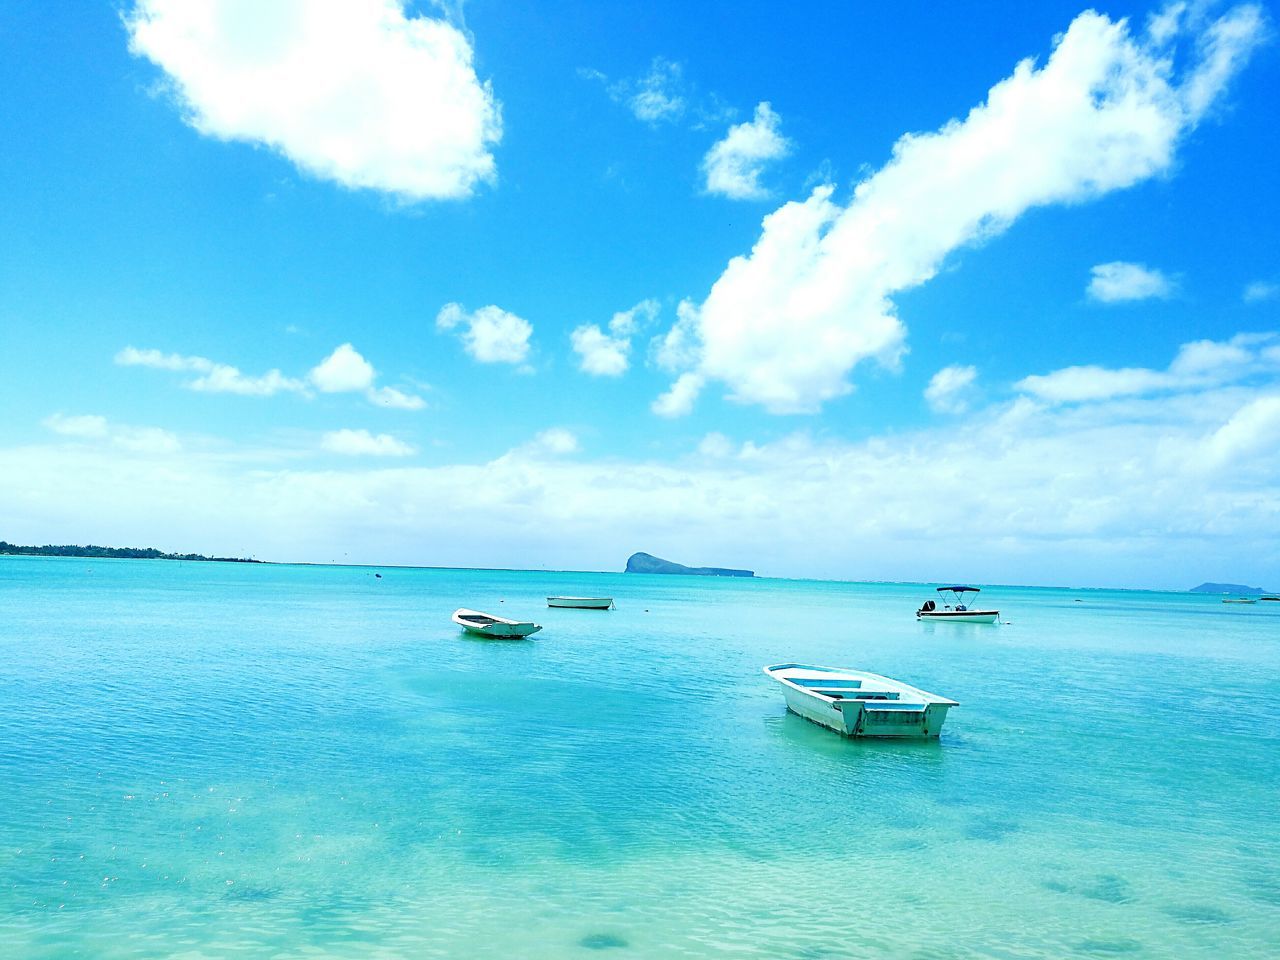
(764, 663), (958, 738)
(452, 608), (542, 638)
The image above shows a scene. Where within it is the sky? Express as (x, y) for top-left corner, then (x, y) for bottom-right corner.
(1, 0), (1278, 589)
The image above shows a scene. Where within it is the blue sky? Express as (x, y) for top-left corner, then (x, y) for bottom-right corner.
(1, 0), (1278, 588)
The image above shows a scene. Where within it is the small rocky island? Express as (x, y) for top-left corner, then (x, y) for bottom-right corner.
(625, 552), (754, 578)
(1190, 581), (1266, 594)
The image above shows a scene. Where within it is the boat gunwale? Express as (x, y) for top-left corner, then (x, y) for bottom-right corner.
(763, 663), (958, 707)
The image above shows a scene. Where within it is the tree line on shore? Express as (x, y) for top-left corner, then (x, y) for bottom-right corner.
(0, 541), (260, 563)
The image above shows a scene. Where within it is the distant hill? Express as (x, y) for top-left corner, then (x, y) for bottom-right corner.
(625, 552), (754, 578)
(0, 541), (261, 563)
(1190, 582), (1265, 595)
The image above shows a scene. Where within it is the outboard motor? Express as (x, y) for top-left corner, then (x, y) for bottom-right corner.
(919, 599), (936, 613)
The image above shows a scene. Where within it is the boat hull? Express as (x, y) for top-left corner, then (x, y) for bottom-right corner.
(452, 608), (542, 638)
(546, 597), (614, 609)
(764, 664), (957, 739)
(918, 610), (999, 623)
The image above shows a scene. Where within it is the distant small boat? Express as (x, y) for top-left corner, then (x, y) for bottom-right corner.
(1222, 597), (1258, 604)
(764, 663), (958, 738)
(452, 608), (542, 638)
(917, 586), (999, 623)
(1262, 596), (1280, 602)
(546, 596), (614, 609)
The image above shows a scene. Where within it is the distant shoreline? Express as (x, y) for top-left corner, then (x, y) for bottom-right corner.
(0, 542), (262, 564)
(2, 549), (1266, 595)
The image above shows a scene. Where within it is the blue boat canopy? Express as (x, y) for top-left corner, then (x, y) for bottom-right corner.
(938, 585), (980, 592)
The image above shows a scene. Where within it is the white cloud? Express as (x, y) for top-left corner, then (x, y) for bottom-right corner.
(366, 385), (426, 410)
(1087, 261), (1175, 302)
(622, 58), (685, 125)
(652, 372), (705, 418)
(321, 428), (414, 457)
(925, 365), (978, 413)
(310, 343), (375, 393)
(116, 346), (306, 396)
(653, 5), (1267, 415)
(118, 343), (423, 408)
(702, 102), (790, 200)
(11, 358), (1280, 587)
(42, 413), (179, 454)
(1244, 281), (1279, 303)
(1201, 394), (1280, 469)
(571, 299), (659, 377)
(530, 428), (579, 456)
(42, 413), (109, 439)
(436, 303), (533, 365)
(697, 432), (734, 458)
(1016, 332), (1279, 403)
(125, 0), (501, 202)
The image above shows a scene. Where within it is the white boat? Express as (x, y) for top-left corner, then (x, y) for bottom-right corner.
(1222, 597), (1258, 604)
(764, 663), (958, 738)
(452, 608), (542, 638)
(546, 596), (614, 609)
(917, 586), (999, 623)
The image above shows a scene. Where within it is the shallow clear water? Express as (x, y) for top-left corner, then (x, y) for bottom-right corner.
(1, 556), (1277, 958)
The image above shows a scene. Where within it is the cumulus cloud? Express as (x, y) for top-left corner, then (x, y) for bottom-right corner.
(571, 299), (659, 377)
(1016, 332), (1279, 403)
(925, 365), (979, 413)
(125, 0), (501, 202)
(653, 5), (1267, 415)
(1087, 261), (1175, 302)
(702, 102), (790, 200)
(436, 303), (533, 365)
(310, 343), (376, 393)
(366, 385), (427, 410)
(321, 428), (414, 457)
(42, 413), (180, 454)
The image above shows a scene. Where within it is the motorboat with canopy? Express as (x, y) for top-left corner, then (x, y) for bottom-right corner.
(917, 586), (999, 624)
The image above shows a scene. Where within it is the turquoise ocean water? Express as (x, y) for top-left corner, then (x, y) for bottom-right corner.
(1, 556), (1277, 958)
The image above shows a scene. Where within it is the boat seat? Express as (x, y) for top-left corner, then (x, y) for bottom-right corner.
(811, 688), (899, 700)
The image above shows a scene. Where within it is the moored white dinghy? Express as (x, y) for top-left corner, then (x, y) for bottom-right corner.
(917, 586), (999, 623)
(546, 596), (614, 609)
(764, 663), (958, 738)
(452, 608), (542, 638)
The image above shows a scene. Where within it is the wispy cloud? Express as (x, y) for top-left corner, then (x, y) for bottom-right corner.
(925, 365), (979, 414)
(43, 412), (180, 454)
(116, 346), (306, 396)
(702, 102), (790, 200)
(652, 5), (1268, 415)
(116, 343), (424, 409)
(1087, 261), (1175, 303)
(1015, 332), (1280, 403)
(436, 303), (533, 365)
(125, 0), (501, 202)
(1244, 280), (1279, 303)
